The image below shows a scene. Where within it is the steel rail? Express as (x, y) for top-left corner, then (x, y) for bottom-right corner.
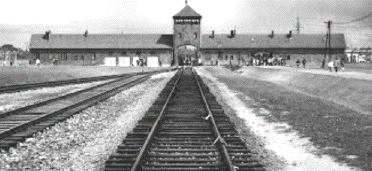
(0, 69), (174, 119)
(0, 68), (175, 94)
(0, 74), (151, 140)
(130, 69), (183, 171)
(0, 73), (130, 93)
(0, 74), (133, 119)
(192, 68), (236, 171)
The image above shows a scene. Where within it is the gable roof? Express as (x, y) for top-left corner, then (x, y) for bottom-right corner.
(29, 33), (346, 50)
(201, 34), (346, 49)
(173, 5), (202, 18)
(29, 34), (173, 50)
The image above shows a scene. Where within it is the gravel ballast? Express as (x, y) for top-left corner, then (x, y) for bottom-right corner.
(0, 71), (176, 171)
(0, 80), (111, 113)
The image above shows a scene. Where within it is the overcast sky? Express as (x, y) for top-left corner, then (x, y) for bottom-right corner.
(1, 0), (372, 49)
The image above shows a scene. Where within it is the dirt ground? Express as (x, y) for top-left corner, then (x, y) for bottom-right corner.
(196, 66), (372, 171)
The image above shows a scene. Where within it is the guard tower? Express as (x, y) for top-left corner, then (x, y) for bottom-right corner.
(173, 3), (202, 66)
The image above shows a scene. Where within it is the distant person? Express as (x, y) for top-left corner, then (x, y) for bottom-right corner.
(328, 60), (334, 72)
(36, 59), (41, 66)
(52, 59), (58, 66)
(302, 59), (306, 68)
(296, 59), (300, 68)
(282, 59), (286, 66)
(340, 58), (345, 72)
(321, 59), (326, 68)
(334, 57), (340, 72)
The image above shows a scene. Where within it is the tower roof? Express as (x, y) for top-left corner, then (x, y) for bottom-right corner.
(173, 5), (202, 19)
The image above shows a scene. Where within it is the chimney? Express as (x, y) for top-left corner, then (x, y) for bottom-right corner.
(230, 30), (235, 38)
(210, 30), (215, 38)
(269, 30), (274, 38)
(84, 30), (88, 37)
(287, 30), (292, 38)
(43, 30), (51, 40)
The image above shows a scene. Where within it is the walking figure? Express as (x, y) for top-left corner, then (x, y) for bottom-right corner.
(36, 59), (41, 66)
(340, 58), (345, 72)
(334, 57), (340, 72)
(302, 59), (306, 68)
(296, 59), (300, 68)
(328, 60), (334, 72)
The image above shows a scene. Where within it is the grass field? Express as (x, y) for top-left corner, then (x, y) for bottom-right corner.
(295, 62), (372, 74)
(344, 63), (372, 74)
(237, 66), (372, 115)
(0, 66), (169, 86)
(201, 66), (372, 170)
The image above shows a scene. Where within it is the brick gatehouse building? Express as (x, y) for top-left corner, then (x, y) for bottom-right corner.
(29, 4), (346, 67)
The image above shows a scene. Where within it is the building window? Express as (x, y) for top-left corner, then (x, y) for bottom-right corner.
(225, 55), (228, 60)
(193, 33), (197, 39)
(251, 37), (255, 42)
(35, 53), (40, 60)
(191, 19), (199, 24)
(218, 52), (223, 60)
(230, 55), (234, 60)
(91, 53), (96, 60)
(61, 53), (67, 60)
(178, 33), (182, 38)
(175, 19), (185, 24)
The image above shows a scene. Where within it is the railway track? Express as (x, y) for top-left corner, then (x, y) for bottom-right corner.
(0, 69), (173, 94)
(0, 71), (162, 150)
(104, 68), (265, 171)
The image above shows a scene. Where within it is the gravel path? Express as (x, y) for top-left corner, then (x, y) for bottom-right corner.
(0, 71), (176, 171)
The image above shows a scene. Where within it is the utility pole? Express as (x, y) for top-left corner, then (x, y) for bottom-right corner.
(324, 20), (332, 62)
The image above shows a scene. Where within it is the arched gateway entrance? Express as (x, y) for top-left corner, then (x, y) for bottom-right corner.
(177, 45), (198, 66)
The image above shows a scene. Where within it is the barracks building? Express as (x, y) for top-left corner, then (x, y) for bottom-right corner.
(29, 4), (346, 67)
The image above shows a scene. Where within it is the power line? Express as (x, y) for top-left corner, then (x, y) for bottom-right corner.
(333, 11), (372, 24)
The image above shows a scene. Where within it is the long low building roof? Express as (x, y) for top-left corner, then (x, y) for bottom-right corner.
(30, 33), (346, 50)
(30, 34), (174, 50)
(201, 34), (346, 49)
